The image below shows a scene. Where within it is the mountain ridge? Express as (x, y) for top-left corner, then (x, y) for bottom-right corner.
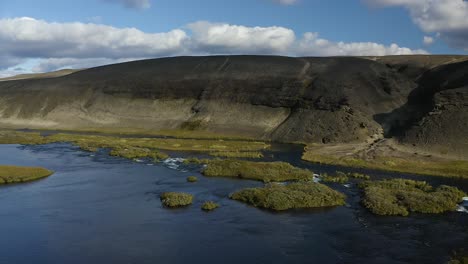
(0, 55), (467, 157)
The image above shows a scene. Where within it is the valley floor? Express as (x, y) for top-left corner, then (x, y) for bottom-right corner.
(303, 138), (468, 179)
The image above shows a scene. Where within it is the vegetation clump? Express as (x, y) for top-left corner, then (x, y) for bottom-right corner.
(110, 146), (168, 161)
(201, 201), (220, 211)
(186, 176), (198, 183)
(317, 171), (370, 183)
(0, 165), (53, 184)
(320, 173), (348, 183)
(230, 182), (346, 211)
(346, 172), (371, 180)
(160, 192), (194, 207)
(209, 151), (264, 158)
(202, 159), (313, 182)
(359, 179), (466, 216)
(76, 142), (99, 152)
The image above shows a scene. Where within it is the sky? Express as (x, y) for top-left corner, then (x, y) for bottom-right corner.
(0, 0), (467, 77)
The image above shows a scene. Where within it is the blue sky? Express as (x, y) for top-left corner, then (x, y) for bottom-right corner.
(0, 0), (467, 77)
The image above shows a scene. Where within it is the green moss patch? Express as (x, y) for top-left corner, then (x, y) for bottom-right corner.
(346, 172), (371, 180)
(209, 151), (264, 158)
(201, 201), (220, 211)
(359, 179), (466, 216)
(186, 176), (198, 183)
(110, 146), (168, 161)
(321, 171), (370, 183)
(160, 192), (194, 207)
(230, 182), (346, 211)
(183, 157), (207, 164)
(0, 165), (53, 184)
(202, 159), (313, 183)
(320, 173), (349, 183)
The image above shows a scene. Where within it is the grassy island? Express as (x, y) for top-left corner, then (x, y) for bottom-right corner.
(160, 192), (194, 207)
(202, 159), (313, 182)
(0, 165), (53, 184)
(186, 176), (198, 183)
(201, 201), (220, 211)
(230, 182), (346, 211)
(359, 179), (466, 216)
(109, 146), (169, 161)
(320, 173), (349, 183)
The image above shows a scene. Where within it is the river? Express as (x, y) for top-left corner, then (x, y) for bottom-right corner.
(0, 142), (466, 264)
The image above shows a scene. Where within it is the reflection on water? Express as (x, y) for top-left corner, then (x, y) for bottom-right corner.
(0, 142), (466, 264)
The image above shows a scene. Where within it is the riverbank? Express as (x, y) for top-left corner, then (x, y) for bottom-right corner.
(303, 139), (468, 179)
(2, 129), (468, 179)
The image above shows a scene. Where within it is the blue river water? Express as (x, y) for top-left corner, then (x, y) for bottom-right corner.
(0, 143), (466, 264)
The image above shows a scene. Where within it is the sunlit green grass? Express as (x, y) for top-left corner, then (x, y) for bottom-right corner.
(303, 152), (468, 179)
(359, 179), (466, 216)
(201, 201), (220, 211)
(230, 182), (346, 211)
(160, 192), (194, 207)
(109, 146), (169, 161)
(320, 173), (348, 183)
(0, 130), (270, 160)
(202, 159), (313, 182)
(186, 176), (198, 183)
(0, 165), (53, 184)
(208, 151), (264, 158)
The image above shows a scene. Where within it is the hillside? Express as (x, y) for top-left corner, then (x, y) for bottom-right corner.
(0, 55), (466, 156)
(0, 69), (82, 82)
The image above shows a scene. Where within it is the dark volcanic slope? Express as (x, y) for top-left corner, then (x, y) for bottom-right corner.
(399, 60), (468, 157)
(0, 55), (466, 152)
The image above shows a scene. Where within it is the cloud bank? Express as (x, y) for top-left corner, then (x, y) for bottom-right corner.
(366, 0), (468, 50)
(0, 17), (427, 77)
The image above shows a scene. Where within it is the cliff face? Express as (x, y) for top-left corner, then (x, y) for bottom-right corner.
(0, 55), (466, 153)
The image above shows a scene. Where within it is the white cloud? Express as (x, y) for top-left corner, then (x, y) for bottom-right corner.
(423, 36), (434, 45)
(102, 0), (151, 9)
(272, 0), (298, 5)
(297, 32), (427, 56)
(0, 17), (188, 59)
(365, 0), (468, 50)
(188, 21), (296, 54)
(0, 17), (427, 77)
